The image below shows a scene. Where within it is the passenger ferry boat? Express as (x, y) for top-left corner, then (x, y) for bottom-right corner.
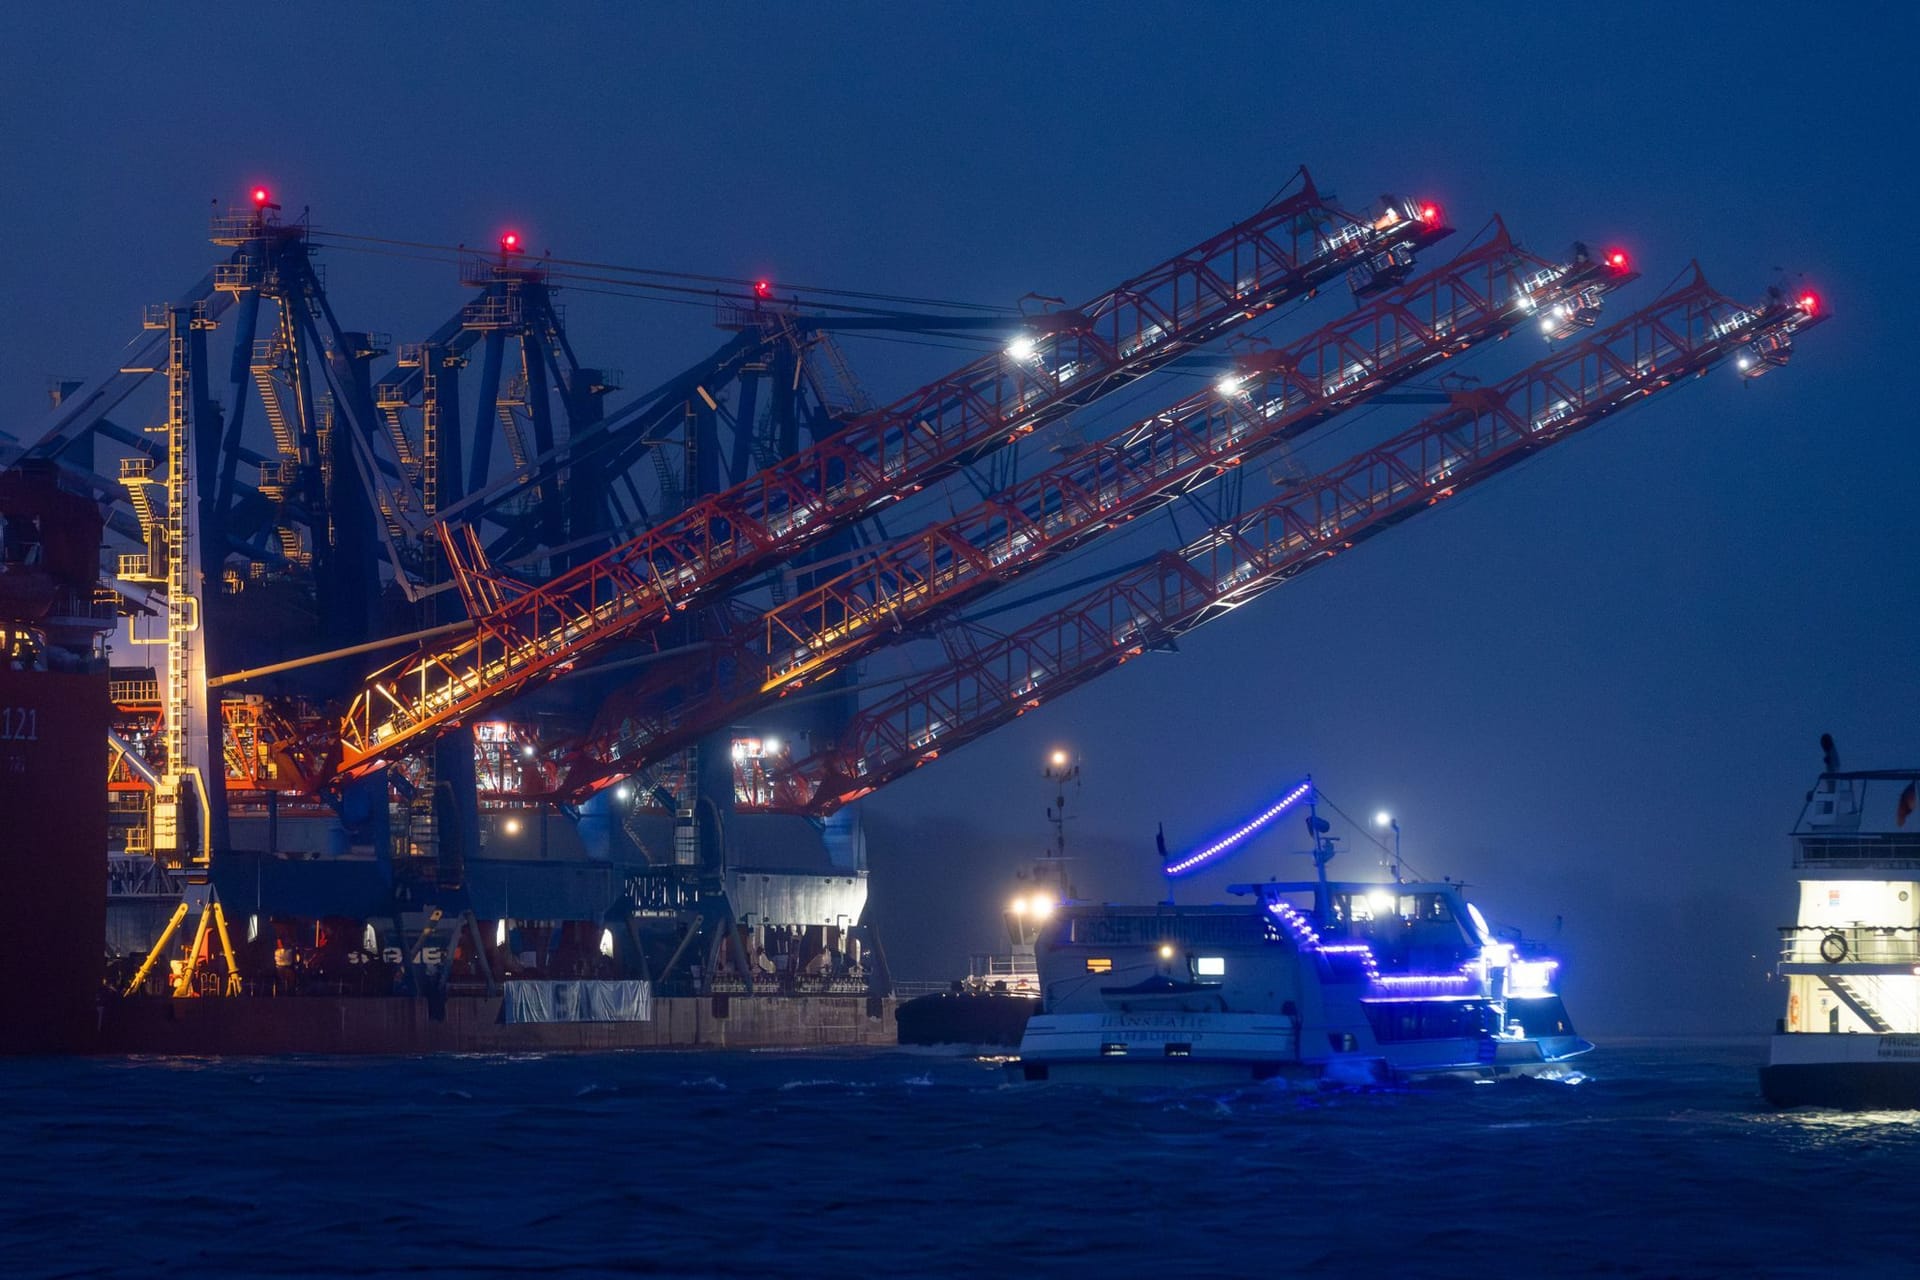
(1013, 780), (1590, 1085)
(1761, 738), (1920, 1108)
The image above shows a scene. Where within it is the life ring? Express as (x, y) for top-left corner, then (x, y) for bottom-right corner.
(1819, 932), (1850, 964)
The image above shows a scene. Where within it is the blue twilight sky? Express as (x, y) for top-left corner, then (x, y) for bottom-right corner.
(3, 3), (1916, 1033)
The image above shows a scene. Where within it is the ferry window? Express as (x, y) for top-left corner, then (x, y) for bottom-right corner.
(1085, 957), (1113, 974)
(1194, 956), (1226, 976)
(1362, 1001), (1490, 1042)
(1506, 996), (1572, 1037)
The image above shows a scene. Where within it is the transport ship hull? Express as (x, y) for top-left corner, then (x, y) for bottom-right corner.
(895, 990), (1034, 1048)
(1761, 1033), (1920, 1109)
(0, 666), (109, 1054)
(99, 993), (898, 1055)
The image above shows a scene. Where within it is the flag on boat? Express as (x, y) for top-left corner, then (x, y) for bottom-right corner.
(1898, 781), (1918, 828)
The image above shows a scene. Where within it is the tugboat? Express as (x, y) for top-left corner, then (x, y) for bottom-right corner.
(1012, 777), (1590, 1085)
(1761, 736), (1920, 1108)
(896, 749), (1079, 1048)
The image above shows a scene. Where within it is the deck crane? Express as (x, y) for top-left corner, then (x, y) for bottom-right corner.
(335, 175), (1453, 775)
(34, 191), (421, 870)
(738, 271), (1826, 815)
(360, 235), (626, 577)
(95, 224), (1022, 820)
(27, 193), (417, 647)
(545, 226), (1637, 797)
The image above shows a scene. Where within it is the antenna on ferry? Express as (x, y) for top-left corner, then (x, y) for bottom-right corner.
(1304, 786), (1335, 920)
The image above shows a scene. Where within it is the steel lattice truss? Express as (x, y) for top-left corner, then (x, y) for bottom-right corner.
(545, 226), (1637, 799)
(30, 176), (1826, 833)
(337, 177), (1451, 774)
(744, 268), (1824, 815)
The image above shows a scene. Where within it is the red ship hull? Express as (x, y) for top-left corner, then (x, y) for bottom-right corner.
(0, 666), (109, 1053)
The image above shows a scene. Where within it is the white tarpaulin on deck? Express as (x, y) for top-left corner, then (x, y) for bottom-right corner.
(503, 980), (652, 1024)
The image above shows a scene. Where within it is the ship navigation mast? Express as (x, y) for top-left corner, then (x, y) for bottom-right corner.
(1041, 748), (1079, 902)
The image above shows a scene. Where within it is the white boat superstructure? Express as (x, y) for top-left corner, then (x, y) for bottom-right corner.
(1761, 738), (1920, 1107)
(1014, 877), (1589, 1086)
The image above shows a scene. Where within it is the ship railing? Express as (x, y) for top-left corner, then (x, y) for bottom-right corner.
(793, 976), (873, 996)
(890, 980), (955, 998)
(705, 974), (873, 997)
(1779, 925), (1920, 966)
(969, 954), (1040, 979)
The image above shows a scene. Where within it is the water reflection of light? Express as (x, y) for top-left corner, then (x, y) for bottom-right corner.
(1774, 1109), (1920, 1141)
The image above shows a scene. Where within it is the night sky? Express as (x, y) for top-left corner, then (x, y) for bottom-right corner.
(3, 4), (1914, 1035)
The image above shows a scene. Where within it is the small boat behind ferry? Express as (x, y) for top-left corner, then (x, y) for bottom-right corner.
(896, 750), (1078, 1048)
(1761, 737), (1920, 1108)
(1013, 778), (1590, 1085)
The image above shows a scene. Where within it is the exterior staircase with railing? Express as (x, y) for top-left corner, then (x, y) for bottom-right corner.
(1823, 974), (1896, 1033)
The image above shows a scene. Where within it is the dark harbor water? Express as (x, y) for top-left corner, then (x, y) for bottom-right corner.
(3, 1038), (1915, 1278)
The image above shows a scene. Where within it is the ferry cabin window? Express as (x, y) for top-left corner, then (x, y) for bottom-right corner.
(1085, 958), (1113, 974)
(1505, 996), (1573, 1037)
(1194, 956), (1225, 976)
(1333, 893), (1454, 928)
(1362, 1000), (1491, 1042)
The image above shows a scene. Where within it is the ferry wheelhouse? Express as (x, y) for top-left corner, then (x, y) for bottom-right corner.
(1013, 779), (1590, 1085)
(1761, 741), (1920, 1108)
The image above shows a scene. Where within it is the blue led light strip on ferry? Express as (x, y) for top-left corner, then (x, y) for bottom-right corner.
(1163, 779), (1315, 877)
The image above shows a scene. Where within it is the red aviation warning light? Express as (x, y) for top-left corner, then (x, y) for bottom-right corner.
(251, 186), (271, 207)
(500, 231), (523, 253)
(1420, 203), (1440, 224)
(1606, 249), (1630, 271)
(1797, 292), (1819, 316)
(754, 279), (773, 300)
